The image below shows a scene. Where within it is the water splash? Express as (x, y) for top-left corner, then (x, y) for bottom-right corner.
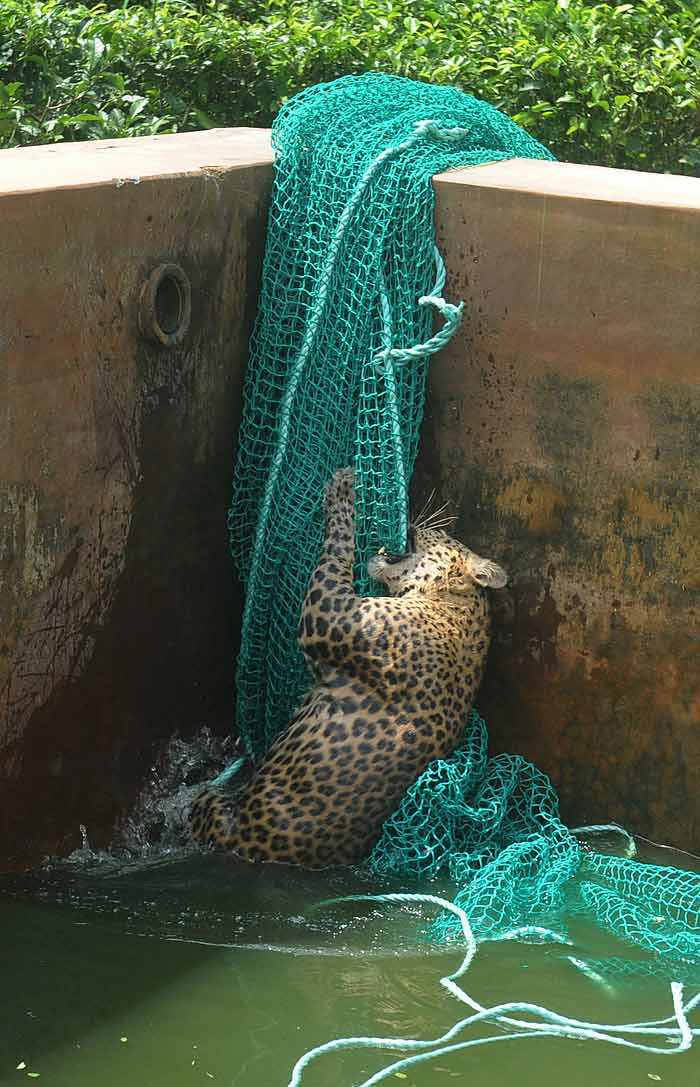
(120, 727), (239, 852)
(56, 727), (239, 873)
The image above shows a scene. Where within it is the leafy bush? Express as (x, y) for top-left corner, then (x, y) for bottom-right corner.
(1, 0), (699, 174)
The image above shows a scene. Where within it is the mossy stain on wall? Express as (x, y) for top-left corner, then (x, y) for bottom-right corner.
(533, 372), (603, 466)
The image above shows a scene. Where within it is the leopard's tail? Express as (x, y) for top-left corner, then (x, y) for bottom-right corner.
(188, 757), (255, 848)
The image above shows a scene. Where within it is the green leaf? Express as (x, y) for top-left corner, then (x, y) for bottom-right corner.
(193, 108), (217, 128)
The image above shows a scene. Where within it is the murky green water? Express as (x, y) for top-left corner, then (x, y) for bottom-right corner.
(2, 848), (699, 1087)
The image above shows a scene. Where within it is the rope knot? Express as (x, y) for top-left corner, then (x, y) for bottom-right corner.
(414, 119), (470, 143)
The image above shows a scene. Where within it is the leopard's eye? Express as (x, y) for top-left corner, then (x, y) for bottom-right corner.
(384, 552), (406, 565)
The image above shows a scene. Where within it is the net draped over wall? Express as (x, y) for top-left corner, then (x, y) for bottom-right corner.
(228, 73), (700, 961)
(229, 72), (554, 759)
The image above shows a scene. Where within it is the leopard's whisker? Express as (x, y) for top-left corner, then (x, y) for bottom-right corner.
(421, 519), (458, 532)
(412, 488), (437, 527)
(414, 499), (450, 531)
(420, 518), (457, 532)
(417, 505), (453, 531)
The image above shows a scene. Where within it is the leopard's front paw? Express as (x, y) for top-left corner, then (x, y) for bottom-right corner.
(324, 466), (355, 516)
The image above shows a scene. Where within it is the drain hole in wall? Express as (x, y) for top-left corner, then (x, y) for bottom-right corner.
(139, 263), (192, 347)
(155, 274), (183, 336)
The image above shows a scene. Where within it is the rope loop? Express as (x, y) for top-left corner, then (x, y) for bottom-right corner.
(372, 245), (464, 371)
(288, 893), (698, 1087)
(370, 241), (464, 550)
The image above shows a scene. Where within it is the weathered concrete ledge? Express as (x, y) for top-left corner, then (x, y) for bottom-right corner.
(1, 128), (698, 866)
(0, 127), (273, 194)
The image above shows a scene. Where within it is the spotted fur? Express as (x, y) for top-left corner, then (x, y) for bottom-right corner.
(189, 467), (507, 867)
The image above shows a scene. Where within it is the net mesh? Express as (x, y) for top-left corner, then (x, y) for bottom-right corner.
(369, 713), (700, 954)
(229, 72), (554, 758)
(228, 72), (700, 963)
(369, 711), (582, 942)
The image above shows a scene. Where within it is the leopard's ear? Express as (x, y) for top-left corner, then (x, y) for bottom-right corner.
(469, 555), (508, 589)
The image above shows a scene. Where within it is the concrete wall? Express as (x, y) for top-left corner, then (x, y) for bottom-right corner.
(0, 130), (272, 866)
(425, 161), (700, 848)
(1, 129), (698, 867)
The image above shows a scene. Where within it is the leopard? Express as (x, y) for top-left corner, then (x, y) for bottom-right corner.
(189, 466), (507, 867)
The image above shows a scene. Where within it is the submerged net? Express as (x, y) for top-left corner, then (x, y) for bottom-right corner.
(228, 73), (700, 964)
(369, 713), (700, 956)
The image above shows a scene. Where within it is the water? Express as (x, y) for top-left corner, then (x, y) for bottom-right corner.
(1, 732), (699, 1087)
(2, 853), (699, 1087)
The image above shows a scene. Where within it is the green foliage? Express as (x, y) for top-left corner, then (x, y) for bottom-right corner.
(1, 0), (699, 173)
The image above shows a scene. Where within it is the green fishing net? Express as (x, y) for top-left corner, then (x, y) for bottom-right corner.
(228, 72), (700, 962)
(369, 712), (700, 956)
(369, 711), (581, 941)
(229, 72), (554, 758)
